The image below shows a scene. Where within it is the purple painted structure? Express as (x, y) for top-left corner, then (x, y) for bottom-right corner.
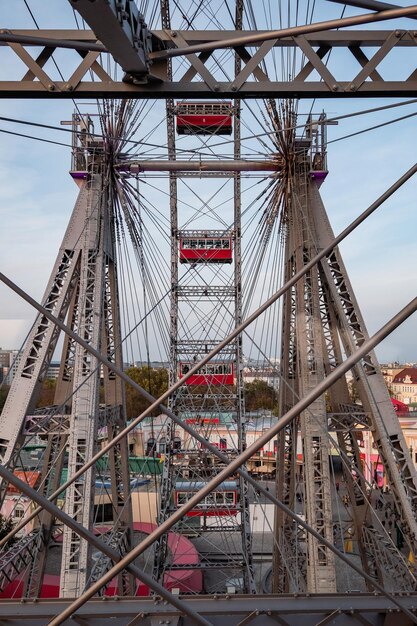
(70, 171), (88, 180)
(310, 170), (328, 187)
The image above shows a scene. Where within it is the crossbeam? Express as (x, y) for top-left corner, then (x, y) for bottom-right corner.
(2, 27), (417, 97)
(0, 594), (416, 626)
(120, 160), (281, 172)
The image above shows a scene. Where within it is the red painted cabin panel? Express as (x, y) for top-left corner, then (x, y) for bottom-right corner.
(179, 362), (234, 386)
(185, 417), (220, 424)
(179, 235), (232, 264)
(176, 102), (233, 135)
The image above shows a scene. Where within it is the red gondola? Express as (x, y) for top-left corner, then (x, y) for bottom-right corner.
(179, 362), (234, 386)
(179, 231), (233, 264)
(184, 416), (220, 424)
(174, 480), (238, 516)
(176, 102), (233, 135)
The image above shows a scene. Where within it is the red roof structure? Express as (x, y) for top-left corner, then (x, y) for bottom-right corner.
(7, 471), (40, 495)
(392, 368), (417, 384)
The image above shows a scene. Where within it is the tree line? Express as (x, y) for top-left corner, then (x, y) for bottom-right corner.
(0, 367), (279, 418)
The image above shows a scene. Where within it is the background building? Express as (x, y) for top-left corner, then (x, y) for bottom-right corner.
(391, 367), (417, 405)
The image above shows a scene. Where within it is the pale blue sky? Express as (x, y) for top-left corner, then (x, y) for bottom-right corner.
(0, 1), (417, 363)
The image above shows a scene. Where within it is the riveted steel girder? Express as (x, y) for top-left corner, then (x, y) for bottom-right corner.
(1, 593), (417, 626)
(2, 26), (417, 97)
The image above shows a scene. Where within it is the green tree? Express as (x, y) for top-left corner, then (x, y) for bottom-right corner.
(36, 378), (57, 408)
(348, 379), (360, 404)
(0, 385), (10, 412)
(0, 513), (14, 544)
(125, 366), (169, 419)
(244, 379), (278, 413)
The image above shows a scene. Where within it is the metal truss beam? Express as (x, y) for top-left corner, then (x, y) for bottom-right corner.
(3, 26), (417, 97)
(122, 160), (280, 172)
(4, 80), (417, 98)
(0, 31), (105, 51)
(3, 28), (417, 49)
(1, 593), (417, 626)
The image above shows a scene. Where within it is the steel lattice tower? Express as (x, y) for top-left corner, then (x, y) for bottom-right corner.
(153, 0), (254, 594)
(0, 120), (133, 598)
(273, 125), (417, 593)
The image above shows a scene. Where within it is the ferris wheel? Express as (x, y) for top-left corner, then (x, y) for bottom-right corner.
(1, 1), (417, 624)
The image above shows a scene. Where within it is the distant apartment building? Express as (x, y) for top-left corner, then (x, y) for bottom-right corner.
(0, 350), (9, 383)
(0, 349), (11, 369)
(0, 348), (21, 385)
